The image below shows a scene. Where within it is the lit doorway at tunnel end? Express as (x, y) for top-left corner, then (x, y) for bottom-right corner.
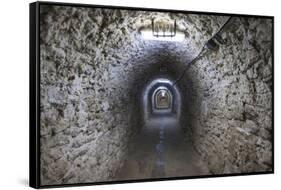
(142, 78), (181, 123)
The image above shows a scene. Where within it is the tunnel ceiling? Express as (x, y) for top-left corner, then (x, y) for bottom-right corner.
(40, 6), (231, 96)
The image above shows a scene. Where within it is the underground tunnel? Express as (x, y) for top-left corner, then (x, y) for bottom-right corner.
(39, 5), (273, 185)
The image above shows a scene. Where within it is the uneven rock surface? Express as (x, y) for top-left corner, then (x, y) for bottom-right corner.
(39, 4), (272, 185)
(186, 17), (272, 174)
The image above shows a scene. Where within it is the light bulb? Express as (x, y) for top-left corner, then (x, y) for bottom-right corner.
(140, 29), (185, 42)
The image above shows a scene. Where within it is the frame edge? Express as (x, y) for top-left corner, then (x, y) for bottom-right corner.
(29, 1), (40, 189)
(29, 1), (275, 189)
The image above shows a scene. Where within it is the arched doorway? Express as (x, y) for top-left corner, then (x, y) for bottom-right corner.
(142, 78), (181, 121)
(153, 87), (172, 111)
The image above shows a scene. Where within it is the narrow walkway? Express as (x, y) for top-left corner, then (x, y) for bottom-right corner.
(114, 116), (210, 180)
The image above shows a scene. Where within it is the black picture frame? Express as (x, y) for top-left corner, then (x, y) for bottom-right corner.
(30, 1), (274, 189)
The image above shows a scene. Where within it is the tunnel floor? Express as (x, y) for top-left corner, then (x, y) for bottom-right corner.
(114, 116), (210, 180)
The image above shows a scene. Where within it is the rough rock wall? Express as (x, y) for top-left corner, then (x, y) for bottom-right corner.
(39, 5), (209, 185)
(39, 4), (272, 185)
(39, 6), (142, 185)
(186, 17), (273, 174)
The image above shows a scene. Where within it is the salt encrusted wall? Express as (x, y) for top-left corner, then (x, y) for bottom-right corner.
(186, 17), (272, 174)
(39, 6), (143, 185)
(39, 4), (272, 185)
(39, 5), (189, 185)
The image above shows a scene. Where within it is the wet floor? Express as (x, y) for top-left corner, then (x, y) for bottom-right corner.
(114, 116), (210, 180)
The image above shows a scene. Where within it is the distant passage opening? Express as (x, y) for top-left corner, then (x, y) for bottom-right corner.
(151, 86), (173, 114)
(154, 88), (172, 109)
(142, 78), (181, 122)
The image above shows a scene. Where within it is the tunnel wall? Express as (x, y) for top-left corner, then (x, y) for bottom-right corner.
(186, 17), (272, 174)
(39, 4), (272, 184)
(39, 6), (146, 185)
(39, 5), (198, 185)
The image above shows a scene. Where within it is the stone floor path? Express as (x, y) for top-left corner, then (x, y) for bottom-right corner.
(114, 116), (210, 180)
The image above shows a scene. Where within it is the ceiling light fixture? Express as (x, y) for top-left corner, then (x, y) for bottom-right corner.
(140, 19), (185, 42)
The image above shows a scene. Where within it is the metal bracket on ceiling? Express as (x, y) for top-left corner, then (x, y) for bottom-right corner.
(152, 19), (177, 38)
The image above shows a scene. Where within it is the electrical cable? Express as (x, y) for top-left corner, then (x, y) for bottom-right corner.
(172, 16), (232, 86)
